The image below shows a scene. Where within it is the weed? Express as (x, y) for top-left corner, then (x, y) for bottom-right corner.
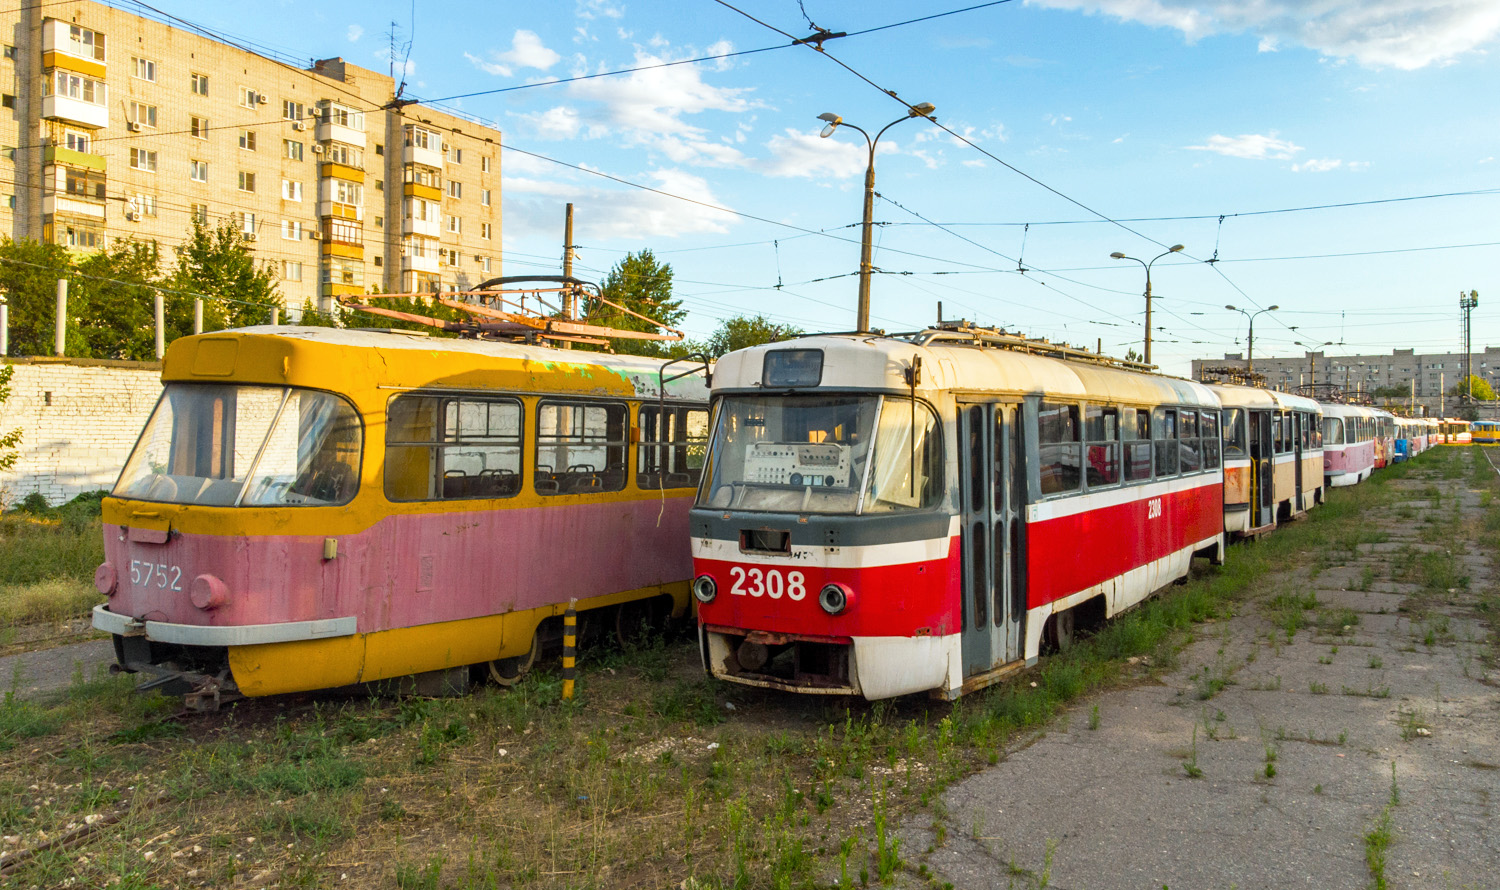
(1309, 682), (1328, 695)
(1368, 655), (1383, 670)
(1183, 726), (1204, 779)
(1395, 706), (1431, 741)
(1088, 704), (1100, 731)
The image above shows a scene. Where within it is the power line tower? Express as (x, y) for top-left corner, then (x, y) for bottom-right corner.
(1461, 289), (1479, 402)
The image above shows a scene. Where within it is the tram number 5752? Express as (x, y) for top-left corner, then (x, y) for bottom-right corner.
(728, 566), (807, 600)
(1146, 498), (1163, 520)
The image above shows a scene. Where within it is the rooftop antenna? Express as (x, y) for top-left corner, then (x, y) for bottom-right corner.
(388, 2), (415, 105)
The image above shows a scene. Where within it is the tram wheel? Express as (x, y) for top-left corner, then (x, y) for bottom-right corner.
(488, 631), (540, 687)
(1043, 609), (1075, 654)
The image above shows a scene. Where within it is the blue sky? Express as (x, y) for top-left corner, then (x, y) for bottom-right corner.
(185, 0), (1496, 375)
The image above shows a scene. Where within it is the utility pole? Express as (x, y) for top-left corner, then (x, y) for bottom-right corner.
(1461, 290), (1479, 402)
(562, 203), (575, 349)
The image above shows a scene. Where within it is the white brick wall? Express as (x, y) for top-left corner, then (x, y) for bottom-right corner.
(0, 361), (164, 506)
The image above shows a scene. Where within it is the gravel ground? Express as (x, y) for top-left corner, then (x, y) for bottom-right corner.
(0, 637), (115, 700)
(902, 455), (1500, 890)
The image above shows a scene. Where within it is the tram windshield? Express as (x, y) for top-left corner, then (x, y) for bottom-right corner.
(698, 395), (941, 514)
(114, 384), (362, 506)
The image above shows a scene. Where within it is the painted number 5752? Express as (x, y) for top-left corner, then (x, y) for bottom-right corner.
(729, 567), (807, 601)
(130, 560), (183, 591)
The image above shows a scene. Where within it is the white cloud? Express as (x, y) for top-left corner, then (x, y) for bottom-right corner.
(755, 129), (872, 179)
(1257, 35), (1277, 52)
(467, 30), (562, 77)
(347, 24), (363, 43)
(962, 159), (987, 168)
(1291, 158), (1341, 172)
(504, 168), (734, 240)
(1044, 113), (1073, 126)
(521, 106), (586, 140)
(1186, 132), (1303, 159)
(1026, 0), (1500, 69)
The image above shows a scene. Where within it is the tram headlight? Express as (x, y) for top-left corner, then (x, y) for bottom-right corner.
(692, 574), (718, 604)
(818, 583), (854, 616)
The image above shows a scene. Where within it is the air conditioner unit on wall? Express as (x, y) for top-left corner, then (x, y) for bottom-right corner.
(309, 231), (322, 240)
(293, 121), (305, 131)
(257, 94), (268, 104)
(243, 232), (257, 242)
(311, 144), (324, 153)
(126, 121), (140, 132)
(124, 212), (138, 222)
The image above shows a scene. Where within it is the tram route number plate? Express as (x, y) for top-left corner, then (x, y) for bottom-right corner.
(728, 566), (807, 600)
(130, 559), (184, 592)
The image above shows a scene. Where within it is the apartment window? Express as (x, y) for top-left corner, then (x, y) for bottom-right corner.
(373, 255), (383, 267)
(405, 165), (441, 188)
(325, 142), (362, 167)
(374, 180), (383, 191)
(190, 160), (207, 182)
(447, 215), (461, 234)
(2, 46), (13, 61)
(238, 171), (256, 192)
(323, 256), (363, 288)
(324, 218), (361, 244)
(374, 216), (383, 229)
(320, 102), (364, 130)
(191, 72), (208, 96)
(235, 211), (256, 235)
(128, 148), (157, 172)
(3, 94), (17, 109)
(282, 100), (303, 121)
(128, 102), (157, 128)
(65, 224), (103, 249)
(481, 157), (490, 173)
(64, 167), (104, 199)
(446, 180), (462, 199)
(284, 139), (303, 161)
(66, 25), (106, 61)
(480, 222), (492, 240)
(191, 116), (209, 139)
(130, 57), (156, 82)
(330, 179), (361, 205)
(481, 189), (490, 207)
(481, 256), (492, 274)
(190, 204), (208, 225)
(375, 143), (384, 156)
(405, 125), (438, 150)
(129, 193), (157, 217)
(49, 71), (105, 105)
(64, 130), (90, 152)
(240, 87), (262, 108)
(446, 146), (463, 164)
(282, 179), (302, 201)
(281, 220), (303, 241)
(282, 260), (303, 282)
(239, 130), (257, 151)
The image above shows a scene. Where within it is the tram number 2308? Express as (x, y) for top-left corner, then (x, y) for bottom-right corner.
(1146, 497), (1163, 520)
(728, 566), (808, 600)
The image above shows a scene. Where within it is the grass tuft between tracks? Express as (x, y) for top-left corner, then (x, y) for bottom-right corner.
(0, 460), (1425, 889)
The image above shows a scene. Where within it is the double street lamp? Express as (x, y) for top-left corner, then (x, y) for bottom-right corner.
(1225, 303), (1279, 373)
(1109, 244), (1184, 366)
(818, 102), (937, 333)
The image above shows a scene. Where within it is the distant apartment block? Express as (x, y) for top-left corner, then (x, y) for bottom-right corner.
(0, 1), (503, 312)
(1192, 346), (1500, 398)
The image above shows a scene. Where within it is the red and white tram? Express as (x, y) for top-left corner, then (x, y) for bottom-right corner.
(1372, 409), (1397, 468)
(1208, 385), (1322, 536)
(689, 327), (1224, 701)
(1320, 403), (1378, 487)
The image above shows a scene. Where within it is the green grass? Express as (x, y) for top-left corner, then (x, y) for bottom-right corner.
(0, 501), (107, 629)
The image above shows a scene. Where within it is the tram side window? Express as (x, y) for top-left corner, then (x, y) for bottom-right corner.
(1152, 407), (1178, 477)
(638, 405), (709, 490)
(1179, 409), (1202, 473)
(537, 401), (628, 495)
(1123, 407), (1152, 482)
(1038, 401), (1081, 495)
(385, 394), (522, 501)
(1084, 405), (1120, 486)
(1222, 408), (1247, 460)
(1314, 416), (1323, 448)
(1202, 410), (1220, 469)
(1324, 417), (1344, 446)
(1271, 412), (1284, 455)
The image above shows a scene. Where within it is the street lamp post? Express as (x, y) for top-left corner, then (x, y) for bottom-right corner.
(818, 102), (937, 333)
(1225, 304), (1279, 374)
(1109, 244), (1184, 366)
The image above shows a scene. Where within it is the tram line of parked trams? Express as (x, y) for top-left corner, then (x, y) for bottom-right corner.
(93, 323), (1452, 705)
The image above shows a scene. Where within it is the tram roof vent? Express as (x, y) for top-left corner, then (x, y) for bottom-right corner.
(906, 322), (1157, 374)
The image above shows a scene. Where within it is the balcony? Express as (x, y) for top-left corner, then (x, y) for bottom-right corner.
(403, 181), (442, 202)
(403, 215), (441, 237)
(43, 145), (106, 172)
(317, 201), (363, 222)
(404, 143), (442, 169)
(316, 119), (366, 149)
(319, 160), (364, 183)
(42, 195), (106, 219)
(402, 252), (439, 274)
(42, 94), (108, 129)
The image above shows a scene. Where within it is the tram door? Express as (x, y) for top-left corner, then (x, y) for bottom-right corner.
(958, 402), (1024, 677)
(1250, 410), (1275, 528)
(1293, 412), (1305, 511)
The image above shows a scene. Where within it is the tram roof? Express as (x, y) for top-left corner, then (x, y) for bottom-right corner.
(1318, 402), (1384, 418)
(1203, 383), (1321, 413)
(713, 333), (1218, 408)
(160, 326), (710, 401)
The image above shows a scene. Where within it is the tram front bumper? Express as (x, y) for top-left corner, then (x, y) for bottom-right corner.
(701, 625), (959, 700)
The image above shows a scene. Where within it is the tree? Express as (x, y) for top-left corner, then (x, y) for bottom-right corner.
(1372, 384), (1410, 399)
(73, 239), (164, 360)
(0, 238), (72, 357)
(0, 365), (23, 474)
(1448, 374), (1495, 401)
(705, 315), (803, 358)
(587, 250), (685, 356)
(164, 218), (282, 330)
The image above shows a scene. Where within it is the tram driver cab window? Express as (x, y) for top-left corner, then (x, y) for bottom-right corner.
(1221, 409), (1247, 460)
